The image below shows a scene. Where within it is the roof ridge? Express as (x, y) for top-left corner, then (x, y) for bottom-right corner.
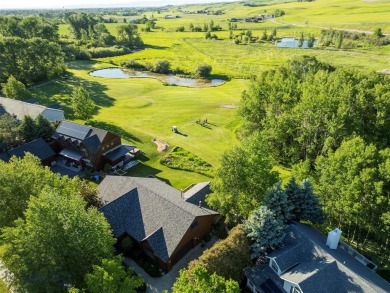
(142, 226), (163, 242)
(0, 97), (64, 113)
(134, 178), (197, 218)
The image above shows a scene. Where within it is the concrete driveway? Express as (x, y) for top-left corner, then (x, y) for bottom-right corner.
(124, 237), (218, 293)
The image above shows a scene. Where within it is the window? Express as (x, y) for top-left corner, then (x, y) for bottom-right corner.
(290, 287), (301, 293)
(270, 259), (279, 273)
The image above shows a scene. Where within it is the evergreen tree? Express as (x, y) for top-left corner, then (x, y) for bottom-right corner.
(285, 177), (303, 220)
(19, 115), (37, 142)
(264, 182), (293, 223)
(35, 114), (54, 139)
(244, 206), (285, 257)
(300, 179), (325, 223)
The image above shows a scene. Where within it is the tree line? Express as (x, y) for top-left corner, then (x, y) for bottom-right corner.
(212, 56), (390, 267)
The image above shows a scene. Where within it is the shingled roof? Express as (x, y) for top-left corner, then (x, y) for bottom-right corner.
(52, 121), (109, 154)
(0, 138), (55, 162)
(247, 222), (390, 293)
(0, 97), (65, 121)
(98, 176), (217, 262)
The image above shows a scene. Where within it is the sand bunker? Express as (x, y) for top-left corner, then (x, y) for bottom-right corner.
(152, 138), (169, 152)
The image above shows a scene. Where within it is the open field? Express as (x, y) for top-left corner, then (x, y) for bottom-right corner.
(31, 61), (247, 188)
(52, 0), (390, 187)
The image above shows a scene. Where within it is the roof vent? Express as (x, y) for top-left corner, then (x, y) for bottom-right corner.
(199, 201), (202, 208)
(326, 228), (342, 249)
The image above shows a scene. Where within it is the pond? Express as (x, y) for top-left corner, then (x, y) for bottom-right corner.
(276, 38), (317, 49)
(89, 68), (224, 87)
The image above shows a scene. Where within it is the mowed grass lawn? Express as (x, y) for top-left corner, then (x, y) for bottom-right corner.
(31, 61), (248, 188)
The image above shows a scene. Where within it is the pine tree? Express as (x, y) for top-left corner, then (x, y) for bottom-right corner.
(300, 179), (325, 223)
(285, 177), (303, 220)
(35, 114), (54, 139)
(19, 115), (37, 142)
(263, 182), (293, 223)
(244, 206), (285, 258)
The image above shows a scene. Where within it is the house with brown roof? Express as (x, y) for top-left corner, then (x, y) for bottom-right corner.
(97, 176), (219, 272)
(51, 120), (133, 171)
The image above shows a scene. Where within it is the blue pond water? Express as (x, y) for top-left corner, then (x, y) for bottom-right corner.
(89, 68), (224, 87)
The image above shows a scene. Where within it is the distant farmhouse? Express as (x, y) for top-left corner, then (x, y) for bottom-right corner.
(245, 222), (390, 293)
(98, 176), (219, 272)
(0, 96), (65, 122)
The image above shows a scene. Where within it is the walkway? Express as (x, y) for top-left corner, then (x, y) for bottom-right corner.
(124, 237), (218, 293)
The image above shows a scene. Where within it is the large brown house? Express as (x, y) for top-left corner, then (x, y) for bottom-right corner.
(97, 176), (219, 272)
(51, 121), (131, 171)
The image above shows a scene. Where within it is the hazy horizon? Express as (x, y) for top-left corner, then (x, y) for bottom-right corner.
(1, 0), (238, 10)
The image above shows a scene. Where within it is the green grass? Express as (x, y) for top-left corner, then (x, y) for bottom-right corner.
(31, 60), (246, 189)
(58, 0), (390, 78)
(51, 0), (389, 187)
(160, 146), (214, 178)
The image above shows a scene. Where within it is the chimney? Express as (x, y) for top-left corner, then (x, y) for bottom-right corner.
(199, 201), (202, 208)
(326, 228), (342, 249)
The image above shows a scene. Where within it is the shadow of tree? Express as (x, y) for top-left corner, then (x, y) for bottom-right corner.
(66, 60), (100, 71)
(31, 73), (114, 119)
(143, 44), (170, 50)
(87, 120), (141, 143)
(125, 162), (172, 185)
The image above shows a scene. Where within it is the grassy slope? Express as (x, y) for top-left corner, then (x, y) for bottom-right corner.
(52, 0), (390, 187)
(31, 61), (246, 189)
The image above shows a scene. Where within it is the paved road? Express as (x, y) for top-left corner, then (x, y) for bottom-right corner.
(124, 237), (218, 293)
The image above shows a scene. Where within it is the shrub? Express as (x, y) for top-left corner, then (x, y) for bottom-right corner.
(195, 64), (212, 78)
(188, 226), (250, 282)
(121, 59), (146, 70)
(151, 59), (170, 74)
(176, 26), (185, 32)
(87, 46), (131, 58)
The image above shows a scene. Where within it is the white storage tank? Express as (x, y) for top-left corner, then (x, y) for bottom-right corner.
(326, 228), (342, 249)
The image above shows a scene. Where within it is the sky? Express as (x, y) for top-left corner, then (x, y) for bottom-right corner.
(1, 0), (237, 9)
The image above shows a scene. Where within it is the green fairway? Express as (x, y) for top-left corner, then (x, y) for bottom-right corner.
(50, 0), (389, 187)
(31, 61), (247, 188)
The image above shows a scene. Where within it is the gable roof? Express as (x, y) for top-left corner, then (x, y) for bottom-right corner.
(0, 97), (65, 121)
(280, 261), (341, 293)
(183, 182), (212, 208)
(265, 223), (390, 293)
(98, 176), (217, 262)
(52, 120), (109, 153)
(0, 138), (55, 162)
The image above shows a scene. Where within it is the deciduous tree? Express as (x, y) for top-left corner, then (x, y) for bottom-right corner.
(188, 226), (250, 282)
(2, 188), (115, 292)
(1, 75), (31, 100)
(172, 266), (240, 293)
(71, 86), (95, 120)
(207, 133), (279, 223)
